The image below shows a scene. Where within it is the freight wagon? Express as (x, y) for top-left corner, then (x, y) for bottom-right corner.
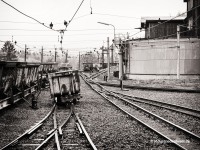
(48, 70), (81, 104)
(0, 61), (58, 110)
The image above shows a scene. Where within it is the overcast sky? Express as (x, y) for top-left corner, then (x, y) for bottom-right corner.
(0, 0), (186, 56)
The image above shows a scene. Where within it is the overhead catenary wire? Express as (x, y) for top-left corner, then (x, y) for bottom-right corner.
(0, 28), (134, 31)
(0, 32), (114, 37)
(0, 0), (59, 33)
(0, 21), (38, 24)
(64, 0), (85, 31)
(93, 12), (141, 19)
(1, 0), (86, 41)
(0, 0), (87, 51)
(1, 1), (198, 52)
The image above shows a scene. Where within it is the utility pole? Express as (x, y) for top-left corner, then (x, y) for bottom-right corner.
(111, 44), (114, 64)
(55, 48), (57, 62)
(107, 37), (110, 80)
(101, 47), (104, 68)
(118, 39), (123, 80)
(24, 44), (27, 62)
(65, 50), (68, 63)
(177, 25), (180, 79)
(41, 46), (43, 63)
(79, 51), (81, 70)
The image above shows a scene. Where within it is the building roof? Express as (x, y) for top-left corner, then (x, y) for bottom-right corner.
(141, 16), (186, 23)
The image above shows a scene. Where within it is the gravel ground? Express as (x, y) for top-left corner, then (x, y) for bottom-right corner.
(0, 90), (53, 148)
(122, 97), (200, 136)
(94, 68), (200, 90)
(75, 78), (179, 149)
(1, 69), (199, 149)
(105, 86), (200, 111)
(89, 68), (200, 110)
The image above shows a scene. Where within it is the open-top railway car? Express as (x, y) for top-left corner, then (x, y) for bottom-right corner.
(0, 61), (40, 109)
(58, 63), (72, 71)
(0, 61), (58, 110)
(48, 70), (81, 104)
(38, 62), (58, 88)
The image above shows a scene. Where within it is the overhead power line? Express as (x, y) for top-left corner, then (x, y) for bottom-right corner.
(129, 4), (200, 38)
(0, 28), (134, 31)
(64, 0), (85, 30)
(1, 0), (59, 33)
(0, 32), (114, 37)
(0, 21), (37, 24)
(93, 13), (141, 19)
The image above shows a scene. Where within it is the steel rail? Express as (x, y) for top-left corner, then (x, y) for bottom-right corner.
(0, 104), (56, 150)
(56, 102), (97, 149)
(112, 91), (200, 117)
(105, 90), (200, 149)
(35, 105), (61, 150)
(102, 93), (187, 150)
(74, 113), (97, 150)
(54, 106), (61, 150)
(86, 77), (200, 119)
(35, 130), (56, 150)
(82, 73), (200, 149)
(81, 77), (186, 150)
(108, 90), (200, 139)
(88, 69), (107, 79)
(58, 103), (73, 135)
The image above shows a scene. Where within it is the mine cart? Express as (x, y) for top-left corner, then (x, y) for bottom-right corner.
(48, 70), (81, 104)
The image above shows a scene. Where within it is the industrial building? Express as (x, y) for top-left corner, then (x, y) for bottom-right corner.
(121, 1), (200, 80)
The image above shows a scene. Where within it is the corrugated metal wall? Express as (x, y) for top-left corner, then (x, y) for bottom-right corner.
(128, 38), (200, 79)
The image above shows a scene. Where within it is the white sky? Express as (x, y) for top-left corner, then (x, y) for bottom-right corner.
(0, 0), (186, 56)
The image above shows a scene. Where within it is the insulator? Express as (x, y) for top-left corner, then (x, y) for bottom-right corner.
(50, 22), (53, 29)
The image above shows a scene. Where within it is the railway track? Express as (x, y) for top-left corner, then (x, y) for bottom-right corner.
(88, 69), (107, 80)
(1, 104), (57, 150)
(110, 91), (200, 119)
(81, 74), (200, 150)
(1, 102), (97, 150)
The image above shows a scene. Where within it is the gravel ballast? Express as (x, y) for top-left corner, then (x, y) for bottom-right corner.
(0, 90), (53, 148)
(1, 70), (199, 149)
(104, 85), (200, 110)
(75, 78), (179, 149)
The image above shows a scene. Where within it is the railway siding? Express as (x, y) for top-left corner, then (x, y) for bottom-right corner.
(105, 85), (200, 111)
(75, 78), (180, 149)
(1, 69), (200, 149)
